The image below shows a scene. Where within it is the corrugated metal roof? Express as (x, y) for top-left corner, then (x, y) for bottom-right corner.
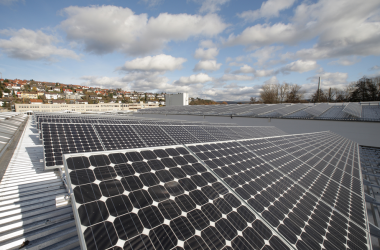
(0, 113), (26, 157)
(0, 117), (80, 250)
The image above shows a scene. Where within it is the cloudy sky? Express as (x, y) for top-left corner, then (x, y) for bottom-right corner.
(0, 0), (379, 101)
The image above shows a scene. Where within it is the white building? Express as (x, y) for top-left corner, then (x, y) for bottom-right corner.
(165, 93), (189, 106)
(45, 93), (59, 100)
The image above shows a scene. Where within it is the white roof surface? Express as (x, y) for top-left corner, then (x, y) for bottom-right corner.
(0, 117), (80, 250)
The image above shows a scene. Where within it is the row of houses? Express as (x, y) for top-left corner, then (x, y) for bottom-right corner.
(1, 78), (165, 100)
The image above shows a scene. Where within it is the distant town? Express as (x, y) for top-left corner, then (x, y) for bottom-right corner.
(0, 78), (167, 112)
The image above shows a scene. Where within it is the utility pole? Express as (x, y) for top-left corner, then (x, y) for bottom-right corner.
(316, 77), (321, 103)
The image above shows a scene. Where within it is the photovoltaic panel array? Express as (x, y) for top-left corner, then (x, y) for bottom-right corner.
(192, 134), (368, 250)
(42, 122), (286, 169)
(343, 103), (362, 118)
(64, 146), (291, 250)
(138, 103), (380, 121)
(303, 103), (332, 117)
(42, 123), (104, 167)
(63, 131), (370, 250)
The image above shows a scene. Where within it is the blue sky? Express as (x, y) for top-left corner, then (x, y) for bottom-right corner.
(0, 0), (379, 101)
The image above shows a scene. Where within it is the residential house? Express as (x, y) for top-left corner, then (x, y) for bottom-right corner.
(75, 89), (83, 94)
(11, 84), (22, 90)
(21, 92), (38, 99)
(29, 99), (43, 104)
(65, 94), (82, 100)
(53, 87), (61, 92)
(63, 89), (73, 94)
(52, 100), (66, 104)
(45, 93), (59, 100)
(75, 100), (88, 104)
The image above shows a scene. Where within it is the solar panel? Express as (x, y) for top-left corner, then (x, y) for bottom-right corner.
(64, 146), (291, 250)
(42, 123), (104, 167)
(303, 103), (332, 117)
(186, 132), (370, 250)
(94, 124), (146, 150)
(183, 126), (219, 143)
(343, 103), (362, 118)
(42, 121), (287, 169)
(161, 126), (201, 144)
(138, 103), (380, 121)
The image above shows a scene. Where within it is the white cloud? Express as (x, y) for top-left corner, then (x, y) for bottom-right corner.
(219, 74), (254, 81)
(118, 54), (186, 72)
(61, 5), (227, 56)
(264, 76), (279, 85)
(280, 60), (318, 74)
(174, 73), (213, 85)
(194, 0), (230, 13)
(255, 69), (275, 77)
(194, 60), (222, 71)
(80, 76), (129, 89)
(303, 71), (348, 97)
(328, 57), (360, 66)
(250, 46), (283, 65)
(234, 65), (255, 74)
(371, 65), (380, 70)
(232, 64), (275, 77)
(194, 47), (219, 60)
(199, 40), (215, 48)
(0, 28), (81, 61)
(201, 84), (261, 101)
(227, 0), (380, 60)
(239, 0), (296, 22)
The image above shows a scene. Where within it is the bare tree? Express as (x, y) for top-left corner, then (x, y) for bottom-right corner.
(259, 83), (279, 103)
(278, 83), (289, 103)
(326, 88), (337, 102)
(286, 84), (304, 103)
(335, 89), (347, 102)
(249, 97), (257, 104)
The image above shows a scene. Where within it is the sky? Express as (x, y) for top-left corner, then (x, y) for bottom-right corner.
(0, 0), (379, 101)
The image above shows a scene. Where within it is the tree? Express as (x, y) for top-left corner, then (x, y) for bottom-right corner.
(335, 89), (347, 102)
(260, 83), (279, 103)
(279, 83), (289, 103)
(249, 97), (257, 104)
(350, 77), (380, 102)
(108, 93), (113, 99)
(286, 84), (304, 103)
(310, 89), (327, 103)
(0, 91), (2, 98)
(32, 87), (37, 92)
(326, 88), (337, 102)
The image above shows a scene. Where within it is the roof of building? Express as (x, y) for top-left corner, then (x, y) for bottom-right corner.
(30, 99), (43, 103)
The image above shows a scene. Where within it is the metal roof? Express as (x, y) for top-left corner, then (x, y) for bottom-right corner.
(0, 117), (80, 250)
